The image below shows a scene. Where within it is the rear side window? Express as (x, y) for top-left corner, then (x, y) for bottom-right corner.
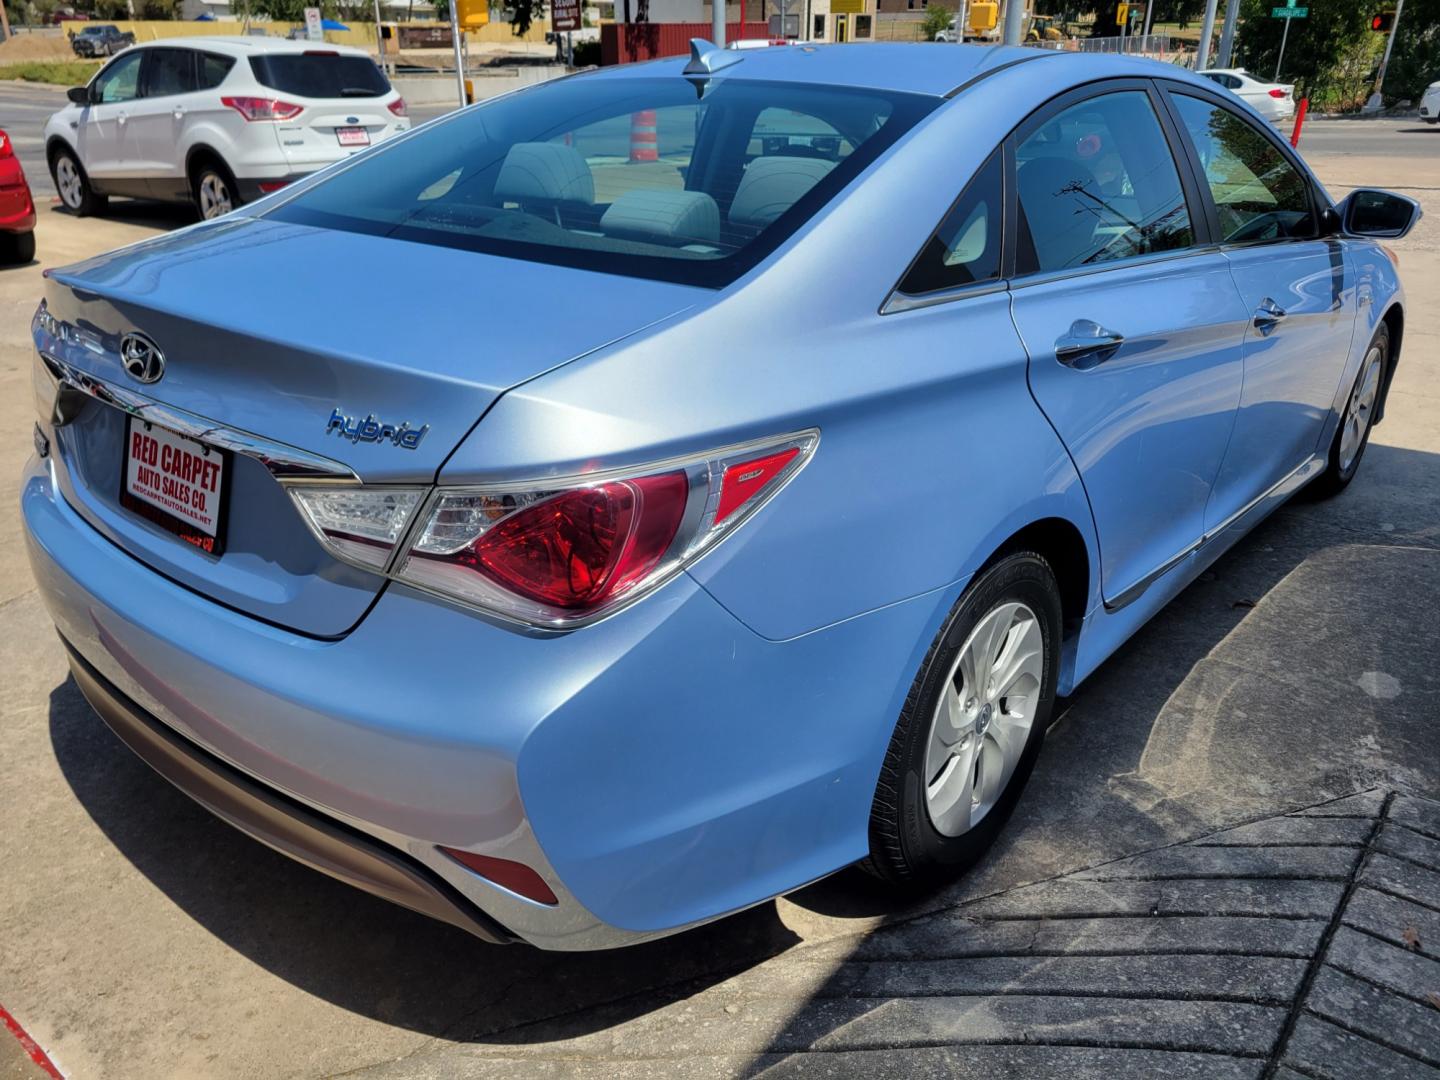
(267, 77), (935, 288)
(1015, 89), (1194, 274)
(899, 149), (1003, 295)
(142, 48), (196, 98)
(198, 52), (236, 90)
(248, 53), (389, 99)
(1169, 94), (1316, 243)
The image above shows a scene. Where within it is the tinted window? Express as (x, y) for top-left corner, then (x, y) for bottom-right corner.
(1015, 90), (1193, 274)
(92, 51), (143, 104)
(198, 52), (236, 90)
(1171, 94), (1316, 242)
(899, 149), (1002, 295)
(268, 77), (935, 288)
(249, 53), (389, 99)
(143, 48), (196, 97)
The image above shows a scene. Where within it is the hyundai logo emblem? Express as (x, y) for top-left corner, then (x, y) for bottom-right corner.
(119, 332), (165, 384)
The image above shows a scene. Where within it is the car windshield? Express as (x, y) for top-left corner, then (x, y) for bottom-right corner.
(266, 76), (936, 287)
(248, 53), (390, 98)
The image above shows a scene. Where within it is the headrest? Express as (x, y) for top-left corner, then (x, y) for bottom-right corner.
(600, 189), (720, 245)
(728, 156), (836, 228)
(1017, 155), (1100, 271)
(494, 142), (594, 206)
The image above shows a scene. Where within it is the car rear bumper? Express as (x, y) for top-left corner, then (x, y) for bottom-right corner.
(64, 638), (517, 944)
(22, 448), (948, 949)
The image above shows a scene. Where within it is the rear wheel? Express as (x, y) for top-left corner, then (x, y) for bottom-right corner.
(192, 160), (239, 220)
(865, 552), (1061, 886)
(0, 230), (36, 264)
(1312, 323), (1389, 499)
(51, 147), (106, 216)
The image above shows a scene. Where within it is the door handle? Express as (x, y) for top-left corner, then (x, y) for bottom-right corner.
(116, 111), (128, 125)
(1054, 319), (1125, 369)
(173, 108), (185, 120)
(1254, 298), (1287, 331)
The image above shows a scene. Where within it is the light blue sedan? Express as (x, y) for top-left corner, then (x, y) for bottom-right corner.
(23, 41), (1418, 949)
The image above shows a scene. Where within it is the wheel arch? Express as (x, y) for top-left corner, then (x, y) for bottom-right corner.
(184, 144), (236, 187)
(977, 515), (1092, 640)
(45, 135), (78, 170)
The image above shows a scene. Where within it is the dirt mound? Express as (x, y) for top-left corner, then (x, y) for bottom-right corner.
(0, 33), (75, 66)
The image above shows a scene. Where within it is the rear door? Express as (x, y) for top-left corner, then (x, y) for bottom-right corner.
(76, 49), (144, 184)
(1162, 85), (1357, 533)
(130, 46), (197, 194)
(1008, 81), (1250, 607)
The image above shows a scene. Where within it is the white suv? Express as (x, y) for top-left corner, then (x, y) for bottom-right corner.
(45, 37), (411, 220)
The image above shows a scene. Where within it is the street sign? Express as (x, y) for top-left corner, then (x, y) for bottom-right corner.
(303, 6), (323, 40)
(551, 0), (581, 32)
(1272, 5), (1306, 14)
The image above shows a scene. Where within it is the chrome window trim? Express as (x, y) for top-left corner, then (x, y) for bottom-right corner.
(38, 352), (360, 485)
(1007, 243), (1224, 292)
(881, 278), (1009, 315)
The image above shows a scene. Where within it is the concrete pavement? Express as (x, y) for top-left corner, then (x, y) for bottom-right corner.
(0, 117), (1436, 1079)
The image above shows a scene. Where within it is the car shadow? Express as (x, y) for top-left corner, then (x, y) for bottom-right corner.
(46, 199), (197, 229)
(47, 442), (1440, 1048)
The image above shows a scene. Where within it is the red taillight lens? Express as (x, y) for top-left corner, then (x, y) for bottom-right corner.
(387, 96), (408, 117)
(221, 96), (304, 121)
(440, 847), (559, 905)
(716, 448), (801, 524)
(463, 473), (688, 610)
(0, 131), (12, 159)
(1269, 88), (1287, 98)
(257, 180), (291, 193)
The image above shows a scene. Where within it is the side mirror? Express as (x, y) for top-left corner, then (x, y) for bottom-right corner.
(67, 86), (91, 105)
(1336, 188), (1423, 240)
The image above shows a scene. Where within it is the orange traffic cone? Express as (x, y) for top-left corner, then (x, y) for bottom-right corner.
(629, 110), (659, 163)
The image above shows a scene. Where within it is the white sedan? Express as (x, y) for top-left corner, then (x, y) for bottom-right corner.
(1421, 79), (1440, 124)
(1199, 68), (1296, 123)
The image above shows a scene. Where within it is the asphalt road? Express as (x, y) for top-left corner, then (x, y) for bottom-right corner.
(3, 78), (1437, 201)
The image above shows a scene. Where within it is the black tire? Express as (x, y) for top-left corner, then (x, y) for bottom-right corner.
(191, 158), (240, 221)
(0, 230), (36, 265)
(864, 551), (1062, 886)
(1311, 322), (1390, 499)
(50, 146), (107, 217)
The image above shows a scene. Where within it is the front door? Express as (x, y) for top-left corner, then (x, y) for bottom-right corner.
(1163, 88), (1359, 530)
(76, 49), (144, 184)
(1008, 83), (1249, 607)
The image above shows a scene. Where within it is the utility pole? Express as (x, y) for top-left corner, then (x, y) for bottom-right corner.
(1216, 0), (1238, 67)
(1365, 0), (1405, 111)
(1195, 0), (1218, 67)
(1273, 7), (1290, 80)
(1002, 0), (1023, 44)
(1142, 0), (1154, 35)
(712, 0), (725, 46)
(448, 0), (466, 106)
(372, 0), (388, 76)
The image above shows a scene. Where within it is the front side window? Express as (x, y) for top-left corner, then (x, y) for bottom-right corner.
(899, 149), (1002, 295)
(92, 51), (143, 104)
(1015, 89), (1194, 274)
(142, 48), (197, 98)
(268, 77), (935, 287)
(1170, 93), (1316, 243)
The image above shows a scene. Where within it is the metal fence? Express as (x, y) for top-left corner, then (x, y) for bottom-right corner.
(1027, 33), (1193, 65)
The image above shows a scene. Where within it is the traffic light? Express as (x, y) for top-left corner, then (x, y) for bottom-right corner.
(456, 0), (489, 28)
(1370, 11), (1394, 30)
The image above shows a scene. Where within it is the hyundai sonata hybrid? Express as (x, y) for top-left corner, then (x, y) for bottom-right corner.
(23, 42), (1417, 949)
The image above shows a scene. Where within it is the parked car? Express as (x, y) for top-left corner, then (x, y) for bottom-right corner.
(1198, 68), (1296, 122)
(25, 43), (1417, 950)
(0, 128), (37, 264)
(1420, 78), (1439, 123)
(70, 24), (135, 58)
(44, 37), (409, 221)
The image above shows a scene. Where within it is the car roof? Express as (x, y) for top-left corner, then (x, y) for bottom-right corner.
(127, 35), (370, 58)
(592, 42), (1041, 98)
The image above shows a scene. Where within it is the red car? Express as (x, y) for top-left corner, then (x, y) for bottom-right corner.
(0, 128), (37, 264)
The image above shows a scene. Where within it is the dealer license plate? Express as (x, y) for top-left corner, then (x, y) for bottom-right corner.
(120, 418), (229, 556)
(336, 127), (370, 147)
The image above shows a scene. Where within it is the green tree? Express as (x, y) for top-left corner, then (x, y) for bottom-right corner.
(500, 0), (543, 35)
(923, 3), (953, 38)
(1383, 0), (1440, 100)
(1234, 0), (1372, 95)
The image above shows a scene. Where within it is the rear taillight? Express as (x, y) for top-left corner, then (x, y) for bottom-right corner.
(221, 96), (304, 121)
(0, 131), (11, 159)
(289, 487), (425, 570)
(387, 96), (408, 118)
(1269, 88), (1287, 98)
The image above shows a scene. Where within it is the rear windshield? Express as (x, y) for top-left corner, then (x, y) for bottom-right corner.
(248, 53), (389, 99)
(266, 75), (936, 287)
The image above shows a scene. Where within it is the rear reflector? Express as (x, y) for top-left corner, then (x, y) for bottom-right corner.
(440, 847), (559, 905)
(257, 180), (291, 193)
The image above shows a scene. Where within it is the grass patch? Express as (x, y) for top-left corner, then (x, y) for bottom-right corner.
(0, 60), (103, 86)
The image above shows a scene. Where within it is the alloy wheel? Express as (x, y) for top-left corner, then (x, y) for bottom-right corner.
(56, 157), (83, 210)
(198, 173), (234, 219)
(924, 601), (1044, 837)
(1339, 345), (1384, 473)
